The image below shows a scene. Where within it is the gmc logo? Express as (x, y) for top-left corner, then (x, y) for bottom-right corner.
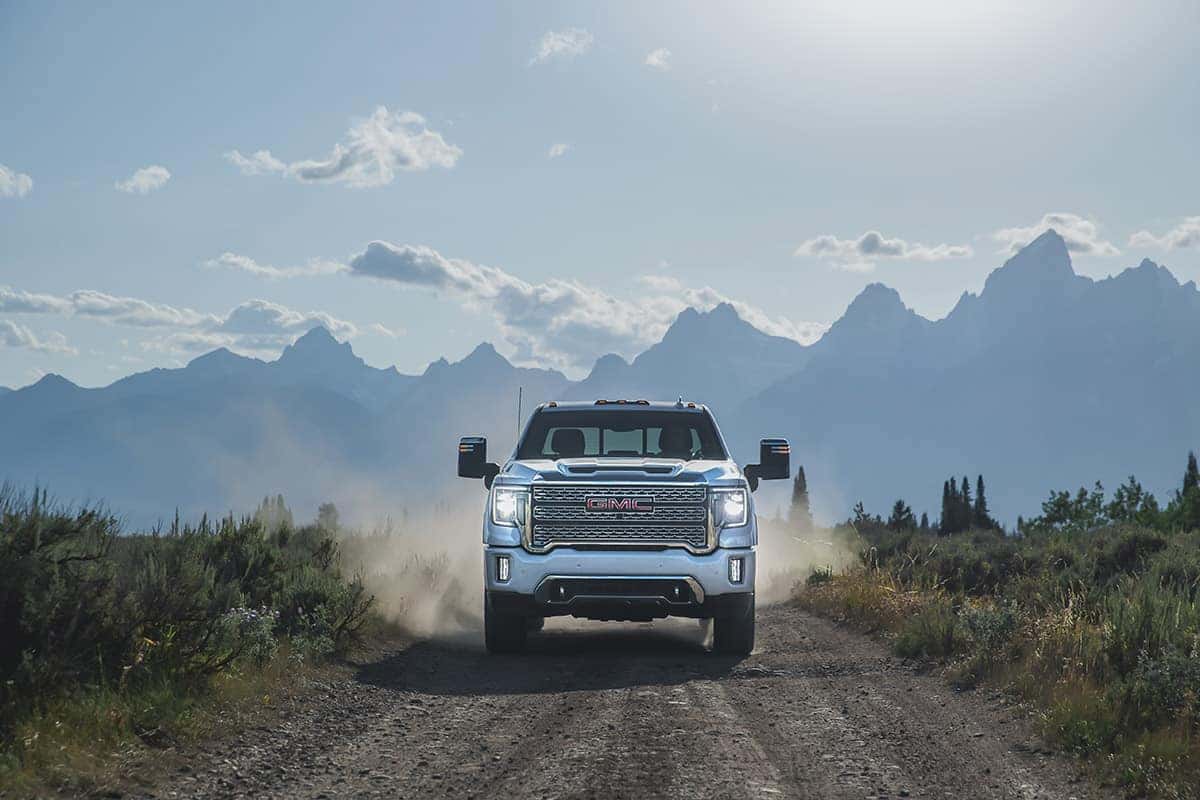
(585, 496), (654, 512)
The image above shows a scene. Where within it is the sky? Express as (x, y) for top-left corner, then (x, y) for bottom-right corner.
(2, 0), (1199, 388)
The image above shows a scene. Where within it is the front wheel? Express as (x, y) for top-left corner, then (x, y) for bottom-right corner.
(484, 592), (527, 653)
(712, 595), (755, 655)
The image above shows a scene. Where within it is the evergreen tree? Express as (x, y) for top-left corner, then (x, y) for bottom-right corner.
(973, 475), (993, 529)
(946, 478), (958, 534)
(939, 479), (952, 535)
(887, 499), (916, 531)
(790, 466), (813, 531)
(960, 475), (972, 531)
(317, 502), (340, 532)
(919, 512), (929, 532)
(1175, 452), (1200, 531)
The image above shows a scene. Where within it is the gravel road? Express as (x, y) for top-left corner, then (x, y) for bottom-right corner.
(143, 604), (1105, 800)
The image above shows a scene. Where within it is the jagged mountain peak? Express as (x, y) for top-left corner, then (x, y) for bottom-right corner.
(461, 341), (507, 365)
(277, 326), (361, 366)
(981, 229), (1078, 299)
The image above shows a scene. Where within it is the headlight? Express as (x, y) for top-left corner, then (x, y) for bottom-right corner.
(711, 488), (748, 528)
(491, 487), (528, 527)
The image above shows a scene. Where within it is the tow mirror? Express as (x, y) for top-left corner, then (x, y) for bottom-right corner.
(458, 436), (500, 488)
(744, 437), (790, 492)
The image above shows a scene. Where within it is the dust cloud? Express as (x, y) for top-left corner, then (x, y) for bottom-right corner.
(333, 501), (862, 646)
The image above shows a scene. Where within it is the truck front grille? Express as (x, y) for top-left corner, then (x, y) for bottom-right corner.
(528, 484), (710, 553)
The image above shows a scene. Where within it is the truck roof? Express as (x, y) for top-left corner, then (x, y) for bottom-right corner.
(537, 399), (708, 412)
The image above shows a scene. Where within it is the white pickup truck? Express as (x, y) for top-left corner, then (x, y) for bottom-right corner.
(458, 399), (789, 655)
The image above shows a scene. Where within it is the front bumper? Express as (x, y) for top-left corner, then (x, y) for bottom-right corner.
(484, 545), (755, 619)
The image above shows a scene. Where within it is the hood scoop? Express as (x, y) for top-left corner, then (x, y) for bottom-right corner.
(557, 459), (682, 477)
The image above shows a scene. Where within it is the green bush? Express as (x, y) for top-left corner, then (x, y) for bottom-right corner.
(894, 601), (963, 659)
(0, 486), (374, 746)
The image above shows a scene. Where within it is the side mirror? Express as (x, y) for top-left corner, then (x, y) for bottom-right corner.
(744, 437), (790, 492)
(458, 436), (500, 488)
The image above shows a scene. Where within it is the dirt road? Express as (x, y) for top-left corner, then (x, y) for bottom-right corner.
(144, 604), (1103, 800)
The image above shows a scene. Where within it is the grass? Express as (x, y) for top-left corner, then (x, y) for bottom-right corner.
(794, 524), (1200, 798)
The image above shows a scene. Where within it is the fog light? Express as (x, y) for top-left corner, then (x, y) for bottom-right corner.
(496, 554), (511, 583)
(729, 556), (744, 584)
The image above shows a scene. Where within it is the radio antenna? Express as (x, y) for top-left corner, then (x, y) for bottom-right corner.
(516, 386), (523, 437)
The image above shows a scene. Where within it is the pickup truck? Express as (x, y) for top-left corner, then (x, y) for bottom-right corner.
(458, 398), (789, 655)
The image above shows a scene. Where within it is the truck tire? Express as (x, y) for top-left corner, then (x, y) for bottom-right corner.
(484, 592), (527, 653)
(712, 595), (755, 655)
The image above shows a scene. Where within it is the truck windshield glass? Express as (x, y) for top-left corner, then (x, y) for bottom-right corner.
(516, 410), (728, 460)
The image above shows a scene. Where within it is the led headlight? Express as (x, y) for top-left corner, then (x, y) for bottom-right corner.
(491, 487), (528, 527)
(711, 488), (748, 528)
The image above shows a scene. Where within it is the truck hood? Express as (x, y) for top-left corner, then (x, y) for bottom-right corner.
(501, 458), (744, 486)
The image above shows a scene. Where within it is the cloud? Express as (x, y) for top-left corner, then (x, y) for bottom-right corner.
(224, 149), (287, 176)
(1129, 217), (1200, 251)
(0, 163), (33, 198)
(0, 286), (73, 314)
(115, 165), (171, 194)
(795, 230), (973, 271)
(547, 143), (570, 159)
(1, 285), (354, 355)
(530, 28), (593, 65)
(205, 252), (346, 279)
(644, 48), (671, 70)
(225, 106), (461, 188)
(0, 320), (76, 354)
(368, 322), (403, 338)
(992, 213), (1119, 256)
(346, 241), (823, 372)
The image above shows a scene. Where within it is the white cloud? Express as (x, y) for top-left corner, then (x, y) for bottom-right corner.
(0, 163), (33, 198)
(795, 230), (973, 271)
(0, 285), (355, 355)
(547, 143), (570, 159)
(346, 241), (822, 372)
(115, 165), (171, 194)
(530, 28), (593, 65)
(1129, 217), (1200, 251)
(991, 213), (1119, 256)
(226, 106), (461, 188)
(0, 320), (76, 354)
(644, 48), (671, 70)
(205, 252), (346, 279)
(368, 322), (403, 338)
(224, 149), (286, 176)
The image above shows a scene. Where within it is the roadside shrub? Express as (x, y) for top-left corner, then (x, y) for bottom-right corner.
(806, 566), (834, 587)
(0, 487), (374, 746)
(894, 601), (963, 659)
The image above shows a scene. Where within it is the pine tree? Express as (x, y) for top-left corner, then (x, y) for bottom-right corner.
(1180, 452), (1200, 531)
(919, 512), (929, 532)
(940, 479), (952, 535)
(960, 475), (972, 531)
(973, 475), (992, 529)
(790, 466), (813, 531)
(887, 499), (916, 531)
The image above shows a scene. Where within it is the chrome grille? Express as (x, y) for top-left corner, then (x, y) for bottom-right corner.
(533, 505), (705, 522)
(528, 483), (710, 552)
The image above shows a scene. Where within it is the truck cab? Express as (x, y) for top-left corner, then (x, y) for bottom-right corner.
(457, 399), (789, 654)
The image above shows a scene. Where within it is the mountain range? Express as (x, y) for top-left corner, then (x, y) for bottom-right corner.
(2, 230), (1197, 527)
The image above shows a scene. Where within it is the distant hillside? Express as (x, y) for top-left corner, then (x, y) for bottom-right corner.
(2, 230), (1197, 525)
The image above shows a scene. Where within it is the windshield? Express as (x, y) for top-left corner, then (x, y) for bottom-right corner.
(515, 410), (728, 461)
